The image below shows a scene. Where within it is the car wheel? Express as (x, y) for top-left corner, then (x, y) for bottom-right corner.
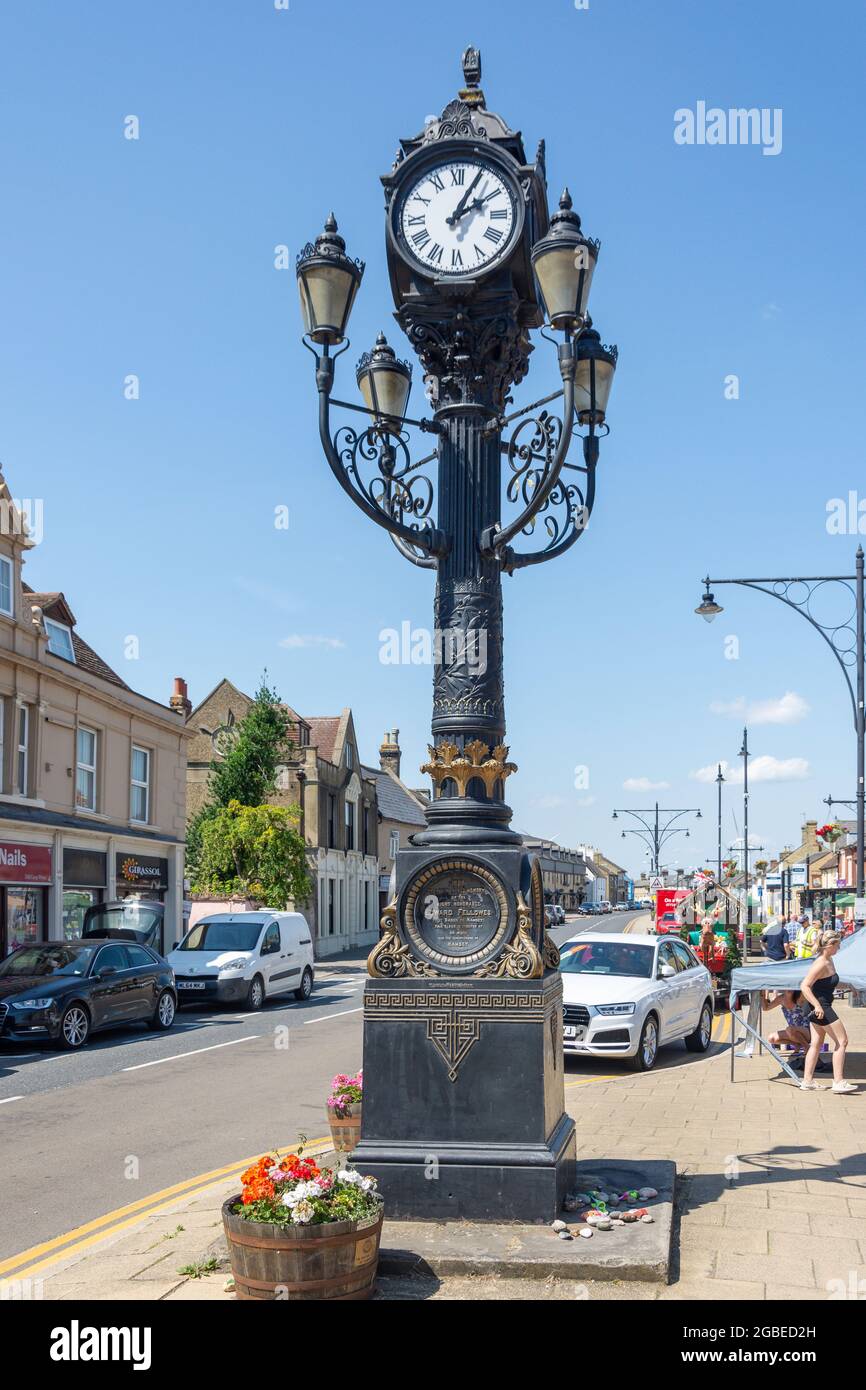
(247, 974), (265, 1010)
(58, 1004), (91, 1050)
(685, 1000), (714, 1053)
(631, 1014), (659, 1071)
(148, 989), (176, 1031)
(294, 967), (314, 1002)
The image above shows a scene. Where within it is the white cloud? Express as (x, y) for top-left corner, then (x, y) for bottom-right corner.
(623, 777), (671, 792)
(576, 795), (597, 807)
(689, 755), (809, 784)
(748, 755), (810, 783)
(279, 634), (345, 650)
(532, 794), (566, 810)
(709, 691), (809, 725)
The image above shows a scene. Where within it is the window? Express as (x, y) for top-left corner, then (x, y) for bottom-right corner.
(16, 705), (28, 796)
(389, 829), (400, 860)
(76, 726), (97, 810)
(327, 794), (336, 849)
(0, 556), (11, 616)
(671, 940), (697, 972)
(44, 618), (76, 662)
(261, 922), (281, 955)
(345, 743), (353, 769)
(345, 798), (355, 850)
(93, 943), (130, 974)
(125, 944), (157, 969)
(0, 700), (4, 792)
(130, 745), (150, 822)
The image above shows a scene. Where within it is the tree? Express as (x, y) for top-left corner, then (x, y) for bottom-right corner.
(191, 800), (311, 909)
(185, 677), (295, 881)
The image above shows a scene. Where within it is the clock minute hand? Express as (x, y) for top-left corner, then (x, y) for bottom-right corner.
(446, 170), (483, 226)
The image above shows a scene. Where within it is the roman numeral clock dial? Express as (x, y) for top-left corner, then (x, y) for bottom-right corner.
(397, 159), (516, 277)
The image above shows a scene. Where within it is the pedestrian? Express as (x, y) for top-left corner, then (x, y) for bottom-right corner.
(761, 916), (792, 961)
(795, 914), (820, 960)
(761, 989), (812, 1060)
(799, 930), (856, 1093)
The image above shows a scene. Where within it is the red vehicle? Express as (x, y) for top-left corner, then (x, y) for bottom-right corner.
(654, 888), (690, 934)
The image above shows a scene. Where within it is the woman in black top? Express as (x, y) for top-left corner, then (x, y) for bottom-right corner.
(800, 931), (855, 1093)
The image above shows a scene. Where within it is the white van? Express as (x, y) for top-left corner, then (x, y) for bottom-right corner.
(168, 912), (314, 1010)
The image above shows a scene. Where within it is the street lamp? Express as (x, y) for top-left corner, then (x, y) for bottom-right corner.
(611, 802), (702, 874)
(296, 214), (364, 344)
(530, 189), (598, 331)
(695, 583), (724, 623)
(297, 47), (618, 1222)
(739, 728), (751, 928)
(695, 549), (865, 922)
(715, 763), (725, 883)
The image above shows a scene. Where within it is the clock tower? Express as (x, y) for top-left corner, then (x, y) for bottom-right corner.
(297, 47), (617, 1222)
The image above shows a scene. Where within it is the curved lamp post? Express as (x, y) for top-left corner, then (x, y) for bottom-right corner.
(695, 548), (865, 921)
(612, 802), (702, 875)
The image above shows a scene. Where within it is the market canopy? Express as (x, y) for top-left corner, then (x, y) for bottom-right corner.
(730, 927), (866, 993)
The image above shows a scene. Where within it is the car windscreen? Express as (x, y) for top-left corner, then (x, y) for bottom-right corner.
(177, 921), (262, 952)
(559, 941), (654, 979)
(0, 945), (97, 978)
(84, 903), (163, 936)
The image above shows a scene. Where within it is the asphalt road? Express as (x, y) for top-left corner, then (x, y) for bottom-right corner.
(0, 912), (644, 1261)
(0, 958), (367, 1260)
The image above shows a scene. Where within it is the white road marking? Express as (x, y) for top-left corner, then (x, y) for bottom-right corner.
(303, 1008), (363, 1025)
(122, 1036), (261, 1072)
(0, 1095), (24, 1105)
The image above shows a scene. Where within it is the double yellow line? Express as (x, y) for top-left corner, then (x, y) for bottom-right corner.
(0, 1135), (332, 1284)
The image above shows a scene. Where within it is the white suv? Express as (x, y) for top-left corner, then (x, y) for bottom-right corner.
(559, 933), (714, 1071)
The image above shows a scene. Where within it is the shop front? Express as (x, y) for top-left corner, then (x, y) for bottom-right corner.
(62, 847), (107, 941)
(0, 840), (53, 956)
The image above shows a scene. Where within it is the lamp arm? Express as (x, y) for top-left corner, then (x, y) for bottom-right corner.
(487, 341), (575, 553)
(502, 445), (597, 573)
(388, 530), (438, 569)
(316, 354), (446, 556)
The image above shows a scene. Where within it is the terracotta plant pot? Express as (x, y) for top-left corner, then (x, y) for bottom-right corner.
(222, 1196), (383, 1301)
(328, 1104), (362, 1153)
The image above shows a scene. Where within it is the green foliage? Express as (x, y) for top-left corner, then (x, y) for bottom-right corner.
(208, 678), (294, 809)
(191, 800), (311, 909)
(185, 676), (296, 884)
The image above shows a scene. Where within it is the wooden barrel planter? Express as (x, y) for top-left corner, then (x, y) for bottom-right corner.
(222, 1197), (383, 1301)
(328, 1104), (362, 1153)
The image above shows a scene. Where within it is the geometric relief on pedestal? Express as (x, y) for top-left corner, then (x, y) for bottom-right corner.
(364, 989), (549, 1082)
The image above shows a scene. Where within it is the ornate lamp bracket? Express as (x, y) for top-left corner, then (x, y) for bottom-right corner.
(306, 337), (448, 561)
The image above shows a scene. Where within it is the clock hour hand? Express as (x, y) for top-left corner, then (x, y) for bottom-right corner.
(446, 169), (483, 226)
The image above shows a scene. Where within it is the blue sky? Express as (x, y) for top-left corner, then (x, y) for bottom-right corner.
(1, 0), (864, 877)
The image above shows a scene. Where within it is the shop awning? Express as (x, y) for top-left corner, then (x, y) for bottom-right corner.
(731, 925), (866, 993)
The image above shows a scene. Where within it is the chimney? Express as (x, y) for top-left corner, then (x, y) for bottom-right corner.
(803, 819), (819, 853)
(379, 729), (401, 779)
(170, 676), (192, 719)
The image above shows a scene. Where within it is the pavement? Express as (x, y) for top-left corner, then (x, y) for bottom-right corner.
(6, 916), (866, 1301)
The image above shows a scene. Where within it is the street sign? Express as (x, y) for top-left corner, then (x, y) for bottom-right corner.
(837, 878), (848, 888)
(649, 876), (664, 892)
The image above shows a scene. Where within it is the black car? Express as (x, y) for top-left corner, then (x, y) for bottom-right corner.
(0, 941), (177, 1050)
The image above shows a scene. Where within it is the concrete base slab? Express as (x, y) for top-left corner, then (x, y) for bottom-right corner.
(378, 1159), (676, 1283)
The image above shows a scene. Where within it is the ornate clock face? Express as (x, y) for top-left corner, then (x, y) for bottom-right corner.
(396, 157), (518, 277)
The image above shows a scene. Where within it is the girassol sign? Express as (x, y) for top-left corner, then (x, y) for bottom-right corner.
(116, 854), (168, 890)
(0, 841), (53, 884)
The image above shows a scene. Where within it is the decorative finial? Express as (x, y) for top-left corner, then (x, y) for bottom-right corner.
(325, 212), (338, 232)
(461, 46), (481, 88)
(560, 189), (572, 211)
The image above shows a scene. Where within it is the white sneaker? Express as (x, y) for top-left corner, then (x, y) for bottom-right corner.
(799, 1080), (821, 1090)
(831, 1081), (856, 1094)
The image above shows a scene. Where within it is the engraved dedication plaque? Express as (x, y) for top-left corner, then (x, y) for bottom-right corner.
(402, 857), (510, 972)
